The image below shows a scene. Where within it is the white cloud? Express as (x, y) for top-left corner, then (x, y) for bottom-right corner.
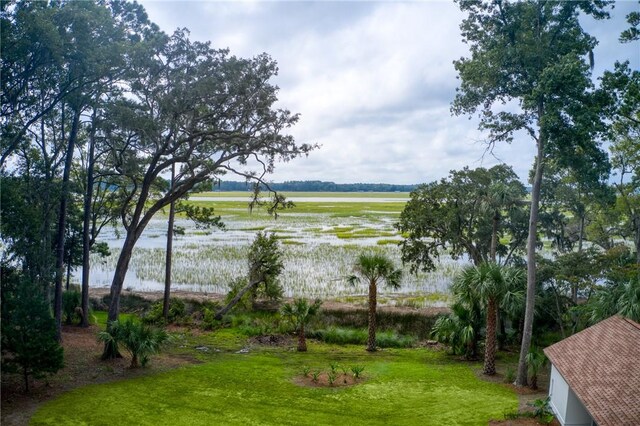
(138, 0), (636, 185)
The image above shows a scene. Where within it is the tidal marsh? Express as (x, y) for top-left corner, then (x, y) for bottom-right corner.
(83, 193), (465, 307)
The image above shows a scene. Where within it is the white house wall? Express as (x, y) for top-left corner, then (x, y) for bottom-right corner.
(548, 364), (594, 426)
(550, 365), (570, 424)
(566, 388), (593, 426)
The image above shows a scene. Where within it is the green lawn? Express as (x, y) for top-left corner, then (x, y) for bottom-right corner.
(32, 331), (516, 425)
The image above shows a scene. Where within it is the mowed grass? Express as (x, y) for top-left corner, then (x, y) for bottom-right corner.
(32, 332), (516, 426)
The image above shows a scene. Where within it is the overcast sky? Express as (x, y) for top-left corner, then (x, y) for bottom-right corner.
(138, 0), (639, 185)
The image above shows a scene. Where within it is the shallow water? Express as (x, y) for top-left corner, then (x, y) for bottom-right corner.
(79, 212), (465, 305)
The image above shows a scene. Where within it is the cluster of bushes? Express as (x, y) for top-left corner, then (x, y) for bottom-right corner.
(313, 308), (440, 340)
(308, 327), (416, 348)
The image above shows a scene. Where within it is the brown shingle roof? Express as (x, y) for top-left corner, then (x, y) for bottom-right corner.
(544, 316), (640, 426)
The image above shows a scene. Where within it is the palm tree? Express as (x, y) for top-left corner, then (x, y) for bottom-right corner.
(431, 302), (478, 359)
(525, 348), (547, 390)
(453, 262), (524, 375)
(98, 319), (170, 368)
(281, 298), (322, 352)
(590, 277), (640, 323)
(348, 253), (402, 352)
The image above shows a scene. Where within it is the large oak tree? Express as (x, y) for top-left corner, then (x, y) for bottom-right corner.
(100, 30), (311, 357)
(451, 0), (611, 386)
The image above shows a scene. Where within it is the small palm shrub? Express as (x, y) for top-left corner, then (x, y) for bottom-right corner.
(327, 371), (337, 386)
(525, 348), (548, 390)
(528, 397), (554, 424)
(503, 367), (516, 384)
(99, 319), (170, 368)
(351, 365), (365, 379)
(63, 290), (82, 325)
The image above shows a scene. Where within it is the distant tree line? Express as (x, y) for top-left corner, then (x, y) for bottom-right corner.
(207, 180), (417, 193)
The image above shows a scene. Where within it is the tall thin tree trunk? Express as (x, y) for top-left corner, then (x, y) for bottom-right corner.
(102, 232), (139, 359)
(23, 365), (29, 393)
(65, 261), (71, 291)
(81, 113), (96, 327)
(483, 298), (498, 375)
(53, 110), (80, 342)
(490, 211), (499, 263)
(571, 214), (586, 303)
(367, 281), (377, 352)
(163, 163), (176, 322)
(550, 283), (566, 338)
(516, 134), (545, 387)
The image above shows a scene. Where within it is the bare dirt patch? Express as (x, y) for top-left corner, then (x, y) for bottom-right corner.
(1, 325), (197, 426)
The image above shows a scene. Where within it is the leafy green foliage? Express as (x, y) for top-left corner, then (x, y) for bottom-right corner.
(248, 232), (285, 302)
(281, 298), (322, 351)
(310, 327), (416, 348)
(528, 397), (555, 424)
(431, 306), (477, 359)
(144, 298), (187, 325)
(588, 277), (640, 323)
(1, 268), (64, 392)
(62, 290), (82, 325)
(397, 165), (527, 272)
(98, 319), (170, 368)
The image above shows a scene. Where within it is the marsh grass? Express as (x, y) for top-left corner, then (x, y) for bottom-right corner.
(85, 193), (464, 300)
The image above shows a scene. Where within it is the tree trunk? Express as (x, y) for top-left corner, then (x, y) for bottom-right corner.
(530, 373), (538, 390)
(65, 261), (71, 291)
(163, 163), (176, 322)
(483, 298), (498, 375)
(571, 214), (586, 303)
(490, 211), (499, 263)
(81, 114), (97, 327)
(53, 110), (81, 342)
(550, 282), (566, 338)
(367, 281), (377, 352)
(298, 323), (307, 352)
(516, 134), (545, 387)
(131, 354), (139, 369)
(23, 365), (29, 394)
(214, 277), (263, 320)
(102, 232), (138, 360)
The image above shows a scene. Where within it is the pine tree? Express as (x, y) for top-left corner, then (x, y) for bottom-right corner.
(1, 268), (64, 392)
